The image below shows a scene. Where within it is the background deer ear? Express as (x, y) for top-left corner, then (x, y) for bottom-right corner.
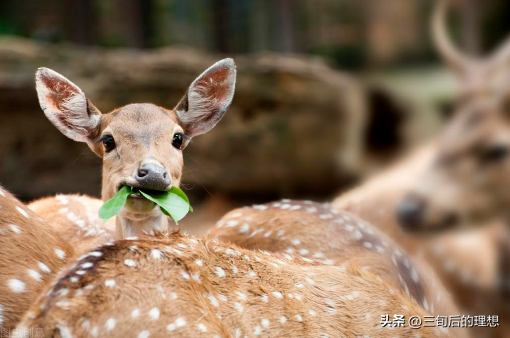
(174, 58), (236, 137)
(35, 68), (102, 143)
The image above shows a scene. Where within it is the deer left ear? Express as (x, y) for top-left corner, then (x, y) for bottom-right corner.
(174, 58), (236, 138)
(35, 67), (102, 143)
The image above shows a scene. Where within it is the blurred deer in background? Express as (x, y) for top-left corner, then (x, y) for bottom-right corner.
(17, 231), (455, 338)
(331, 0), (510, 336)
(33, 59), (236, 245)
(0, 185), (74, 330)
(397, 0), (510, 234)
(332, 142), (506, 336)
(208, 200), (465, 331)
(394, 0), (510, 325)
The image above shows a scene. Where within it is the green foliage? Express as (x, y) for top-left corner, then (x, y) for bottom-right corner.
(98, 186), (192, 224)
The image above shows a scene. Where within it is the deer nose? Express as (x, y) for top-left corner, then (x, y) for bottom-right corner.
(396, 195), (426, 231)
(135, 163), (171, 191)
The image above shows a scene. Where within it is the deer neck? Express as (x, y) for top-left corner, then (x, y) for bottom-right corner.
(115, 213), (169, 240)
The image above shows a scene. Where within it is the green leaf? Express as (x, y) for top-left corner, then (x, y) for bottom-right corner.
(98, 186), (192, 224)
(98, 185), (132, 221)
(139, 187), (191, 224)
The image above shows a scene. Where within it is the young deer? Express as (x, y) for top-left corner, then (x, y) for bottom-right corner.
(207, 200), (462, 321)
(17, 231), (455, 338)
(34, 59), (236, 241)
(0, 185), (74, 330)
(28, 194), (116, 255)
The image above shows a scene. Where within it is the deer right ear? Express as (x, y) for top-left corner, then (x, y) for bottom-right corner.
(35, 68), (102, 143)
(174, 58), (236, 138)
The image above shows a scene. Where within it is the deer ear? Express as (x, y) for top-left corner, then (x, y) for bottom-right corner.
(174, 58), (236, 137)
(35, 68), (102, 143)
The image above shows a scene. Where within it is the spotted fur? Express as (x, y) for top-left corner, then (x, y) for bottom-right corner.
(18, 232), (449, 338)
(29, 194), (116, 256)
(208, 200), (463, 332)
(0, 185), (74, 330)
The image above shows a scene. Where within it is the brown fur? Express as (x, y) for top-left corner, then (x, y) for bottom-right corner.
(28, 194), (116, 256)
(18, 232), (450, 338)
(332, 143), (509, 337)
(207, 201), (463, 326)
(0, 185), (74, 330)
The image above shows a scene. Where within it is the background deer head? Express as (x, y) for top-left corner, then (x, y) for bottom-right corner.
(397, 0), (510, 233)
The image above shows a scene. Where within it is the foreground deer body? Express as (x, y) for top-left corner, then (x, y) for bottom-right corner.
(35, 59), (236, 240)
(17, 231), (451, 338)
(0, 185), (74, 330)
(28, 194), (116, 255)
(208, 200), (461, 320)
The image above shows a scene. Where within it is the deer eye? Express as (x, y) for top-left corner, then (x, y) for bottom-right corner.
(172, 133), (184, 149)
(101, 135), (116, 152)
(480, 145), (509, 163)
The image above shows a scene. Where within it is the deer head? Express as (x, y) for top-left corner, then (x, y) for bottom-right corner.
(397, 0), (510, 232)
(35, 59), (236, 239)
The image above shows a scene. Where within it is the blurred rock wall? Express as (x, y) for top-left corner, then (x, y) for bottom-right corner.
(0, 37), (393, 202)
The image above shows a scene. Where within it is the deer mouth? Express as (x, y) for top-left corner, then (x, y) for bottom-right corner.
(117, 185), (158, 214)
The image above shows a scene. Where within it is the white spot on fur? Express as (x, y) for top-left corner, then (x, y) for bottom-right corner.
(208, 294), (219, 307)
(226, 220), (239, 227)
(175, 317), (186, 327)
(181, 271), (190, 280)
(132, 309), (140, 318)
(9, 224), (21, 234)
(8, 279), (25, 293)
(55, 248), (66, 259)
(105, 279), (116, 287)
(272, 291), (283, 299)
(234, 302), (244, 312)
(299, 249), (309, 256)
(105, 318), (116, 331)
(82, 262), (94, 269)
(239, 223), (250, 233)
(138, 331), (150, 338)
(280, 316), (287, 323)
(215, 267), (226, 278)
(149, 308), (160, 320)
(236, 291), (247, 301)
(197, 323), (208, 332)
(28, 269), (42, 281)
(16, 206), (29, 218)
(124, 259), (136, 267)
(151, 249), (163, 260)
(38, 262), (51, 273)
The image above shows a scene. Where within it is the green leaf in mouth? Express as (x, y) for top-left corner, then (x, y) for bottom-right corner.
(98, 185), (132, 221)
(98, 186), (192, 223)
